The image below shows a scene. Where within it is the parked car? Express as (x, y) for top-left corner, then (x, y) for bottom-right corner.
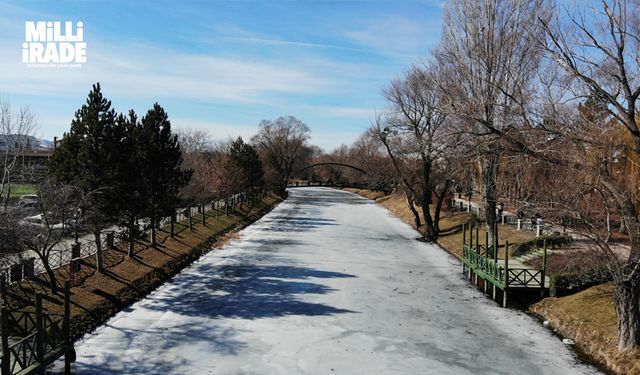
(19, 213), (73, 235)
(16, 201), (42, 217)
(18, 194), (39, 206)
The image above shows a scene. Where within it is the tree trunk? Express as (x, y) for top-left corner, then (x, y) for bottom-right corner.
(600, 176), (640, 351)
(42, 257), (57, 293)
(94, 230), (104, 272)
(433, 180), (452, 234)
(151, 216), (157, 246)
(405, 192), (422, 229)
(606, 210), (612, 243)
(419, 153), (437, 242)
(170, 212), (175, 237)
(615, 279), (640, 350)
(128, 215), (135, 257)
(420, 200), (437, 241)
(483, 152), (500, 247)
(620, 217), (628, 235)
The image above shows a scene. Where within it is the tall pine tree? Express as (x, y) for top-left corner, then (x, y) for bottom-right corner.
(113, 110), (144, 256)
(138, 103), (191, 246)
(49, 83), (119, 272)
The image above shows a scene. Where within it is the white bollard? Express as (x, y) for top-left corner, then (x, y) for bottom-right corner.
(536, 224), (541, 237)
(517, 219), (521, 230)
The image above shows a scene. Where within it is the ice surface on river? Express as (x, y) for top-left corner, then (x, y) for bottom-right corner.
(58, 188), (601, 374)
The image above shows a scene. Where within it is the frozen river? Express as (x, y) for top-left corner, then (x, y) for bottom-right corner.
(63, 187), (600, 374)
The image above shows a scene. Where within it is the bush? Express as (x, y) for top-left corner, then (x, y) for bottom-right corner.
(550, 265), (612, 296)
(511, 235), (573, 257)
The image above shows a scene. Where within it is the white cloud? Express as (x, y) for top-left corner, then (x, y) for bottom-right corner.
(300, 105), (375, 119)
(310, 130), (362, 152)
(0, 39), (338, 104)
(344, 15), (441, 57)
(172, 118), (258, 143)
(221, 36), (384, 55)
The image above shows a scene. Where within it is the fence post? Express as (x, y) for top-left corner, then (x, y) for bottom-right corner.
(36, 294), (44, 364)
(23, 258), (35, 278)
(504, 241), (510, 308)
(517, 219), (521, 231)
(536, 224), (541, 237)
(0, 275), (6, 306)
(187, 208), (192, 231)
(9, 264), (22, 283)
(462, 224), (466, 275)
(70, 258), (81, 287)
(541, 240), (548, 298)
(170, 212), (176, 237)
(106, 232), (114, 248)
(64, 280), (73, 374)
(72, 243), (80, 259)
(202, 204), (206, 226)
(469, 223), (473, 257)
(1, 306), (9, 375)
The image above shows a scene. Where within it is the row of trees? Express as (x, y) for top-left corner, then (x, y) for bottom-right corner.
(335, 0), (640, 352)
(48, 83), (191, 277)
(1, 83), (320, 293)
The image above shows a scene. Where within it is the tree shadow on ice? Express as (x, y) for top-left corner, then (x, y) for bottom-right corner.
(142, 262), (358, 320)
(262, 216), (337, 232)
(242, 238), (309, 250)
(288, 190), (372, 207)
(71, 323), (244, 374)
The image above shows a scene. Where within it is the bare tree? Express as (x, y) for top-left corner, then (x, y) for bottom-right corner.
(17, 180), (81, 293)
(435, 0), (549, 245)
(0, 101), (37, 208)
(380, 64), (454, 241)
(252, 116), (311, 195)
(348, 128), (396, 191)
(539, 0), (640, 350)
(177, 128), (217, 206)
(375, 115), (423, 229)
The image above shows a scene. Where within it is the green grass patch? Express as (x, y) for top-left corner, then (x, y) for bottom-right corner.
(3, 183), (37, 197)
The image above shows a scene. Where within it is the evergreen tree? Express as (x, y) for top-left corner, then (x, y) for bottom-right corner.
(225, 137), (265, 205)
(227, 136), (265, 190)
(113, 110), (144, 256)
(48, 83), (119, 271)
(138, 103), (191, 246)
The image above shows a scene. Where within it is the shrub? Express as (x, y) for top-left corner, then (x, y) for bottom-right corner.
(550, 265), (612, 296)
(511, 235), (573, 257)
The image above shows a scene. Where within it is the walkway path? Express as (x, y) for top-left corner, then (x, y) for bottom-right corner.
(60, 188), (600, 374)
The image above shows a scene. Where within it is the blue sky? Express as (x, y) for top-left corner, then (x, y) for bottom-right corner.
(0, 0), (444, 151)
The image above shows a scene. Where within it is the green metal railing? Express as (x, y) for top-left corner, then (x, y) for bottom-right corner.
(461, 223), (547, 307)
(1, 281), (74, 375)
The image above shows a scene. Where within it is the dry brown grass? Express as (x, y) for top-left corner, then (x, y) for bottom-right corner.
(343, 188), (387, 201)
(345, 188), (534, 257)
(531, 284), (640, 374)
(6, 194), (283, 340)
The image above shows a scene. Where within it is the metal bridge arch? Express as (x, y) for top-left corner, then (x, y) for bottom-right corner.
(292, 162), (367, 176)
